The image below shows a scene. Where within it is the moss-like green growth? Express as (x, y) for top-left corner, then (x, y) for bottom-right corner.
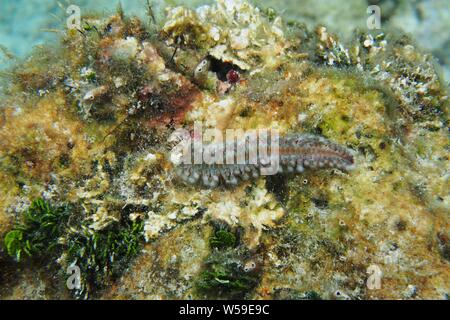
(3, 197), (145, 299)
(209, 228), (237, 249)
(65, 219), (144, 298)
(196, 224), (260, 299)
(4, 230), (24, 261)
(196, 249), (260, 299)
(263, 7), (278, 22)
(4, 198), (70, 262)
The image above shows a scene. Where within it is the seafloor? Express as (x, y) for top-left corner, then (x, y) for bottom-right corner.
(0, 0), (448, 300)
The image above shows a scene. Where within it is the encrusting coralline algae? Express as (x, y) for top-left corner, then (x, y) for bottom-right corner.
(0, 0), (448, 300)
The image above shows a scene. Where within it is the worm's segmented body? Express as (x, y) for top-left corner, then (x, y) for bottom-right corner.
(174, 134), (355, 188)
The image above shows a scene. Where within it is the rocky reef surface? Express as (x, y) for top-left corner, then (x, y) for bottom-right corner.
(2, 0), (449, 81)
(0, 0), (448, 300)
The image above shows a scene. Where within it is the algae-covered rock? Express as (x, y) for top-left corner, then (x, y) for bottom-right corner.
(0, 0), (448, 300)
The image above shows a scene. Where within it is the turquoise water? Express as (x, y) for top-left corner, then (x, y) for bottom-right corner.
(0, 0), (156, 57)
(1, 0), (449, 80)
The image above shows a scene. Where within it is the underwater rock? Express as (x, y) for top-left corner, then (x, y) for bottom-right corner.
(0, 0), (448, 300)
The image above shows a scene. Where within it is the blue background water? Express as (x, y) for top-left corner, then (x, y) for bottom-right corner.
(0, 0), (449, 81)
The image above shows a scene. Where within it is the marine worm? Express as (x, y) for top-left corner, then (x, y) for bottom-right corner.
(174, 134), (355, 188)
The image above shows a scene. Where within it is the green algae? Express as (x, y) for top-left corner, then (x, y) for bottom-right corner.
(209, 228), (237, 249)
(65, 218), (144, 298)
(3, 197), (145, 298)
(196, 223), (260, 299)
(4, 198), (71, 262)
(196, 249), (261, 299)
